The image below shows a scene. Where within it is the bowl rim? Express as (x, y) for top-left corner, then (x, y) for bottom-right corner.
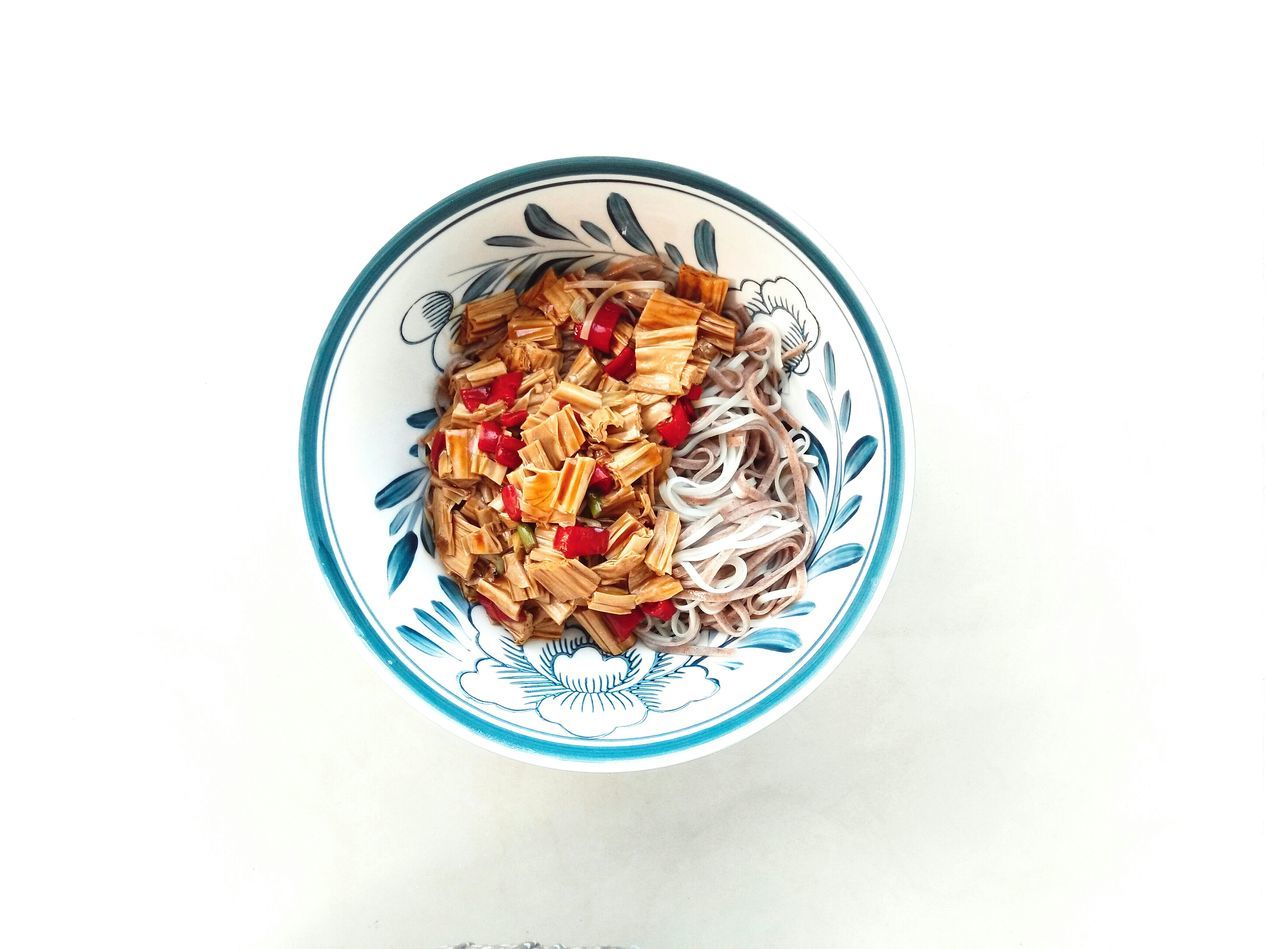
(299, 157), (914, 771)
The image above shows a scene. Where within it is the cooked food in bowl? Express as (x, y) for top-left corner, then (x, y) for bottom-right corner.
(423, 257), (815, 656)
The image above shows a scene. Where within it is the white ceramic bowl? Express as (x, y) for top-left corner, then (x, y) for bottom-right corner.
(300, 158), (913, 771)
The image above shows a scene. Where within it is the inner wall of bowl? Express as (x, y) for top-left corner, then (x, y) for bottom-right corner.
(317, 176), (888, 746)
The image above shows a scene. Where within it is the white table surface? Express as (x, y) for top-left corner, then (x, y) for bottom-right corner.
(4, 3), (1275, 947)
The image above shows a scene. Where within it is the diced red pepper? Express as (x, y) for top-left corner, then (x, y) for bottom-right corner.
(686, 383), (702, 403)
(553, 525), (610, 558)
(500, 408), (528, 429)
(639, 599), (677, 621)
(477, 594), (521, 624)
(429, 430), (445, 472)
(588, 462), (614, 493)
(655, 399), (692, 447)
(488, 370), (523, 407)
(493, 434), (524, 468)
(501, 483), (522, 521)
(601, 608), (645, 641)
(459, 385), (490, 412)
(603, 346), (636, 380)
(477, 420), (502, 455)
(574, 300), (625, 352)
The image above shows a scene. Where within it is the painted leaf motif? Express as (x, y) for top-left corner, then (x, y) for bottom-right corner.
(485, 235), (536, 247)
(387, 531), (418, 594)
(461, 261), (511, 303)
(693, 219), (718, 272)
(580, 220), (612, 247)
(389, 497), (423, 535)
(419, 514), (434, 557)
(839, 391), (851, 430)
(374, 468), (426, 509)
(400, 290), (454, 345)
(664, 242), (684, 267)
(430, 599), (459, 627)
(413, 607), (459, 646)
(439, 575), (472, 622)
(805, 486), (819, 528)
(779, 600), (815, 618)
(409, 443), (419, 457)
(843, 435), (879, 485)
(834, 494), (863, 531)
(606, 193), (656, 255)
(802, 427), (830, 494)
(810, 543), (865, 578)
(823, 342), (836, 387)
(510, 255), (590, 294)
(735, 627), (801, 652)
(524, 204), (578, 242)
(406, 408), (438, 429)
(397, 625), (449, 659)
(806, 390), (830, 427)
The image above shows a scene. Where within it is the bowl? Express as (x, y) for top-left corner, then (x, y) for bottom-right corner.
(300, 157), (913, 771)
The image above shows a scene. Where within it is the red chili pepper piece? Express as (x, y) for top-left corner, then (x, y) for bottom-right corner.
(686, 383), (703, 403)
(588, 462), (614, 492)
(602, 346), (636, 380)
(429, 430), (445, 472)
(575, 300), (625, 352)
(553, 525), (610, 558)
(493, 434), (524, 468)
(639, 599), (677, 621)
(501, 483), (522, 521)
(601, 608), (645, 641)
(477, 420), (502, 455)
(477, 594), (521, 624)
(500, 408), (528, 429)
(655, 399), (692, 446)
(488, 370), (523, 407)
(459, 385), (490, 412)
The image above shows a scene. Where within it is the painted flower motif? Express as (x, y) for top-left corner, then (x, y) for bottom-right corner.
(399, 290), (459, 372)
(459, 622), (719, 738)
(737, 277), (819, 374)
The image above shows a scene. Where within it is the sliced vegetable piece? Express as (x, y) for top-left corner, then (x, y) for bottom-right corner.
(488, 370), (523, 407)
(501, 483), (523, 521)
(639, 599), (676, 621)
(553, 524), (610, 558)
(459, 385), (490, 412)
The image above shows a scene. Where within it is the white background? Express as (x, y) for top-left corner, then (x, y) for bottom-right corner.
(2, 2), (1275, 947)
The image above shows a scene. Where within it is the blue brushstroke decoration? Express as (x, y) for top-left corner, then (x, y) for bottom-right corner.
(842, 435), (878, 485)
(389, 497), (422, 535)
(806, 390), (830, 427)
(397, 625), (449, 658)
(406, 408), (438, 429)
(664, 242), (684, 267)
(374, 468), (426, 510)
(693, 219), (717, 272)
(581, 220), (612, 247)
(439, 575), (472, 620)
(387, 531), (418, 594)
(523, 204), (578, 242)
(606, 193), (656, 255)
(430, 599), (459, 627)
(485, 235), (536, 247)
(810, 543), (865, 579)
(822, 342), (835, 388)
(779, 600), (815, 618)
(413, 607), (459, 645)
(834, 495), (862, 531)
(461, 261), (510, 303)
(839, 391), (851, 430)
(735, 628), (801, 653)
